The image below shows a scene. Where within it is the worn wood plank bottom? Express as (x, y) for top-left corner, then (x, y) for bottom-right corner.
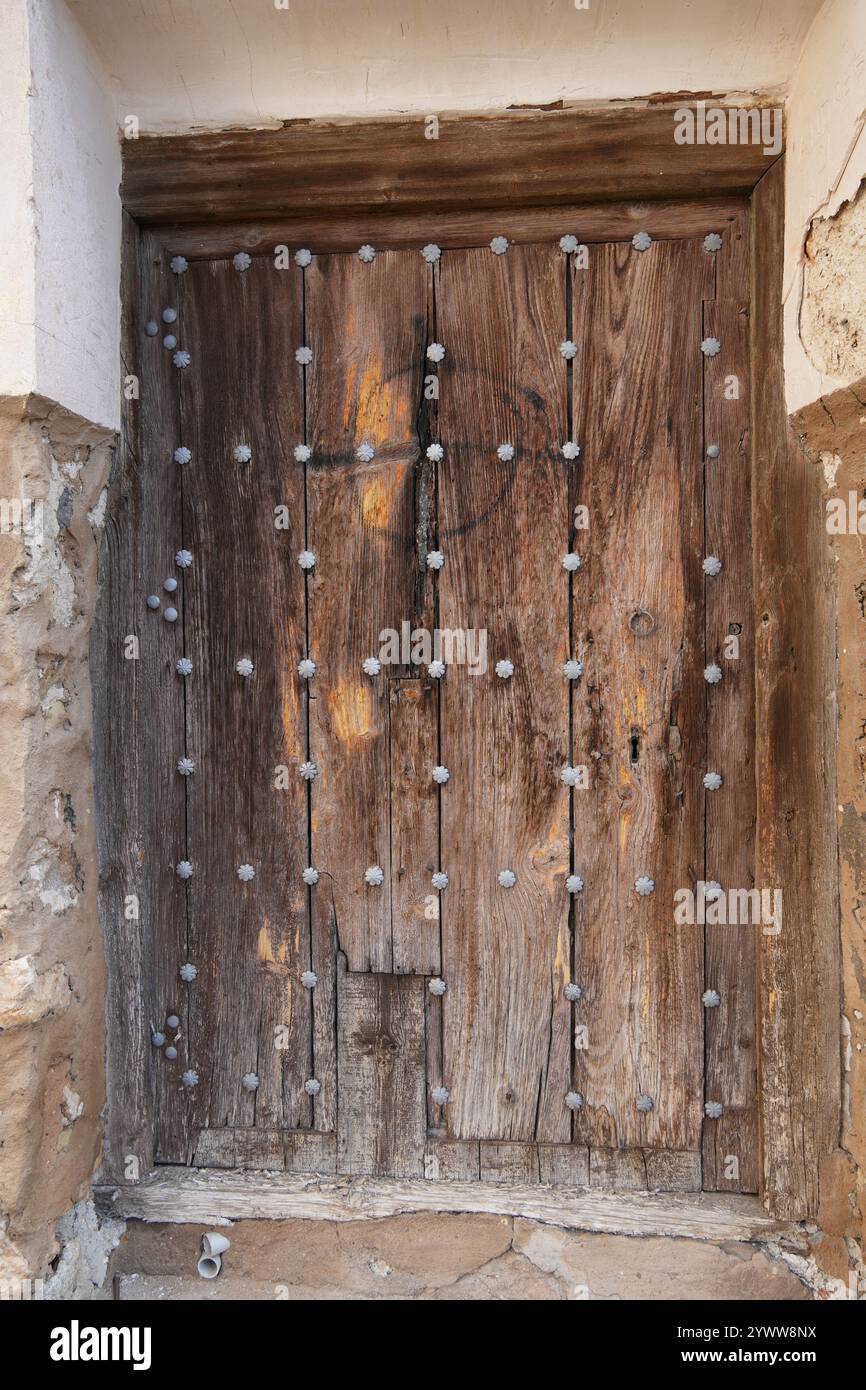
(100, 1169), (794, 1243)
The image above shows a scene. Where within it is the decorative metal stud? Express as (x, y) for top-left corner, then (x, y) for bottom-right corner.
(237, 864), (255, 882)
(565, 1091), (583, 1111)
(704, 1101), (724, 1119)
(294, 249), (312, 267)
(295, 346), (313, 365)
(162, 307), (178, 323)
(177, 757), (195, 776)
(431, 1086), (450, 1106)
(497, 443), (514, 461)
(299, 761), (319, 780)
(704, 663), (722, 684)
(171, 256), (189, 274)
(363, 656), (381, 676)
(164, 607), (178, 623)
(489, 236), (509, 255)
(495, 659), (514, 679)
(635, 875), (655, 896)
(144, 321), (158, 337)
(242, 1073), (259, 1091)
(559, 234), (579, 253)
(562, 441), (581, 459)
(426, 342), (445, 363)
(702, 556), (722, 576)
(562, 552), (582, 572)
(703, 771), (723, 791)
(563, 659), (584, 680)
(566, 874), (585, 895)
(298, 658), (316, 679)
(559, 340), (578, 360)
(703, 880), (723, 902)
(298, 550), (317, 570)
(358, 245), (376, 263)
(365, 865), (384, 886)
(703, 233), (723, 253)
(173, 350), (190, 368)
(428, 977), (447, 996)
(176, 657), (193, 677)
(498, 869), (517, 888)
(632, 232), (652, 251)
(431, 871), (449, 890)
(701, 337), (721, 357)
(427, 660), (446, 678)
(432, 765), (450, 784)
(165, 1045), (178, 1060)
(163, 334), (177, 350)
(164, 578), (178, 592)
(180, 962), (197, 981)
(636, 1094), (654, 1112)
(702, 989), (721, 1007)
(236, 658), (254, 676)
(426, 550), (445, 570)
(294, 444), (312, 462)
(182, 1070), (199, 1087)
(560, 765), (579, 786)
(233, 252), (252, 272)
(421, 244), (441, 263)
(706, 444), (721, 459)
(302, 867), (320, 886)
(175, 549), (193, 568)
(565, 983), (583, 1001)
(233, 444), (252, 463)
(167, 1015), (180, 1029)
(146, 595), (161, 610)
(426, 443), (443, 462)
(151, 1031), (166, 1047)
(174, 446), (191, 465)
(304, 1078), (321, 1095)
(301, 970), (318, 988)
(356, 443), (375, 462)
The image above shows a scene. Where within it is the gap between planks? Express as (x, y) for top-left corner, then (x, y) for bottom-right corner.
(97, 1169), (796, 1245)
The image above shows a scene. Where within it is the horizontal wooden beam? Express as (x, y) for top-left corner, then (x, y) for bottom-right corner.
(98, 1169), (797, 1243)
(122, 106), (780, 225)
(154, 196), (747, 262)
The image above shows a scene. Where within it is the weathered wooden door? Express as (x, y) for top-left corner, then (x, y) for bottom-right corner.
(105, 205), (755, 1192)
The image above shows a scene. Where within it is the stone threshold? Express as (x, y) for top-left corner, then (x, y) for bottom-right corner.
(96, 1168), (801, 1245)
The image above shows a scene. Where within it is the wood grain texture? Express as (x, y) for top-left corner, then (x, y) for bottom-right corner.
(305, 251), (430, 972)
(569, 238), (713, 1152)
(480, 1142), (540, 1184)
(436, 243), (571, 1143)
(337, 971), (427, 1177)
(702, 290), (758, 1194)
(103, 1168), (794, 1242)
(751, 160), (840, 1219)
(390, 679), (440, 973)
(537, 1144), (590, 1188)
(156, 199), (749, 263)
(121, 110), (779, 224)
(176, 256), (312, 1144)
(192, 1128), (336, 1173)
(424, 1140), (481, 1181)
(93, 214), (158, 1180)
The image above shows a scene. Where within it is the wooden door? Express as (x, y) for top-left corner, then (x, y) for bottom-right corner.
(104, 207), (756, 1191)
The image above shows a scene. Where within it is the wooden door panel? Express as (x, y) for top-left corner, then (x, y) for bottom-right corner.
(569, 239), (712, 1153)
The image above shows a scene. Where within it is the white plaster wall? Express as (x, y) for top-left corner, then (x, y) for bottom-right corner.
(71, 0), (818, 132)
(0, 1), (121, 431)
(784, 0), (866, 413)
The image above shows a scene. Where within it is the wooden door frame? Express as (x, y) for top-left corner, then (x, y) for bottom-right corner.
(100, 105), (840, 1223)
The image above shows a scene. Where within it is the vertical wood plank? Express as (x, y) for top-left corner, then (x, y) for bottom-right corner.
(702, 290), (758, 1193)
(337, 971), (427, 1176)
(177, 255), (311, 1144)
(390, 678), (440, 973)
(437, 243), (571, 1143)
(570, 239), (712, 1152)
(305, 251), (429, 972)
(752, 160), (841, 1218)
